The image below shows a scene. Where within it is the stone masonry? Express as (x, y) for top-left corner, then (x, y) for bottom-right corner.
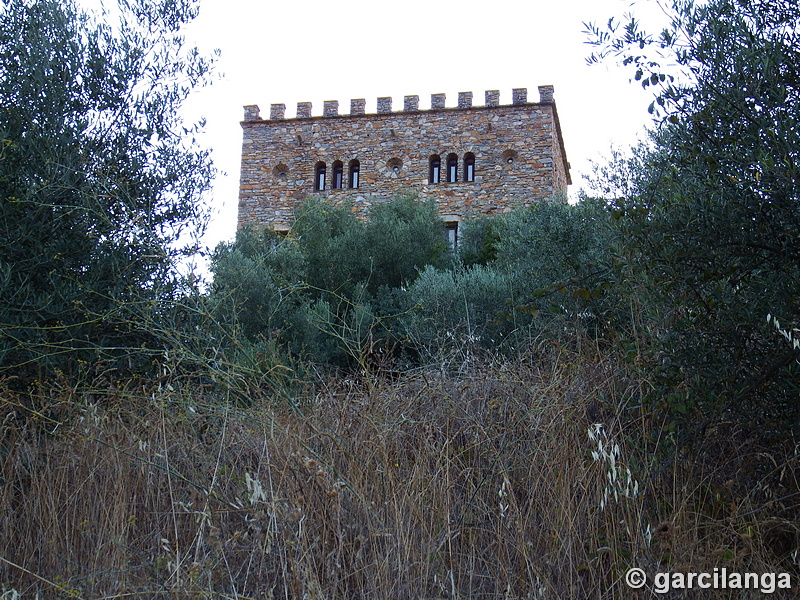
(238, 86), (571, 231)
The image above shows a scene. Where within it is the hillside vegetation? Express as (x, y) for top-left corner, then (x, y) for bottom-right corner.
(2, 344), (797, 598)
(1, 0), (799, 597)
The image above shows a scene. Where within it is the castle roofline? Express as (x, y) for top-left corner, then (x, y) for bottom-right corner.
(240, 100), (557, 126)
(241, 86), (558, 123)
(240, 85), (571, 186)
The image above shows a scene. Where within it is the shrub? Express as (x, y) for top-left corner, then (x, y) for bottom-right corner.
(293, 194), (451, 298)
(209, 226), (306, 342)
(404, 264), (515, 359)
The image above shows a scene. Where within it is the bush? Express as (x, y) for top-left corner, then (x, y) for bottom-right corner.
(293, 194), (451, 297)
(404, 264), (515, 359)
(209, 226), (306, 342)
(492, 197), (618, 319)
(211, 195), (621, 371)
(210, 195), (450, 369)
(458, 216), (501, 267)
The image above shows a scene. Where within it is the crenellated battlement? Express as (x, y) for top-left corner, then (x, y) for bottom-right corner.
(238, 84), (569, 232)
(243, 86), (555, 122)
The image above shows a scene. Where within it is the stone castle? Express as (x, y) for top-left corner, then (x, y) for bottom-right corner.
(237, 86), (570, 241)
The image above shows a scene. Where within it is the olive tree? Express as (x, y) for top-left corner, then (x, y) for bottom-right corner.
(586, 0), (800, 438)
(0, 0), (215, 376)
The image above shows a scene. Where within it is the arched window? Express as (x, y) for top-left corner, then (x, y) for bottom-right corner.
(429, 155), (441, 184)
(332, 161), (344, 189)
(314, 161), (326, 191)
(348, 159), (360, 188)
(464, 152), (475, 182)
(446, 153), (458, 183)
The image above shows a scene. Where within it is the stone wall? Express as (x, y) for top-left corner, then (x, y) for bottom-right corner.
(238, 86), (571, 231)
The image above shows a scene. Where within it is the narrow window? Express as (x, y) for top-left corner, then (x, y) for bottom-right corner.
(348, 159), (360, 188)
(429, 155), (441, 184)
(332, 161), (344, 189)
(314, 161), (326, 191)
(445, 222), (459, 248)
(446, 153), (458, 183)
(464, 152), (475, 182)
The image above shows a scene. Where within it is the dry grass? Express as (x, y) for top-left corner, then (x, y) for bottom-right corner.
(0, 343), (797, 598)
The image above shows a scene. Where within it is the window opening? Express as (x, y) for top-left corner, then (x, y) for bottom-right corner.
(349, 159), (360, 188)
(387, 157), (403, 175)
(464, 153), (475, 182)
(429, 155), (441, 184)
(445, 222), (459, 248)
(446, 154), (458, 183)
(332, 161), (344, 189)
(315, 161), (326, 191)
(502, 149), (518, 165)
(273, 163), (288, 180)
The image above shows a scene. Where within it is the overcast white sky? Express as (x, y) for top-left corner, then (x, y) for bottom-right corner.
(175, 0), (669, 250)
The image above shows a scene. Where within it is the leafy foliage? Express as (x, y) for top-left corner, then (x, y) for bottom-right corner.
(0, 0), (214, 376)
(587, 0), (800, 439)
(210, 195), (450, 366)
(492, 197), (618, 320)
(293, 194), (450, 297)
(210, 226), (306, 342)
(402, 198), (620, 358)
(404, 264), (514, 357)
(210, 194), (623, 368)
(362, 193), (452, 291)
(458, 216), (501, 267)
